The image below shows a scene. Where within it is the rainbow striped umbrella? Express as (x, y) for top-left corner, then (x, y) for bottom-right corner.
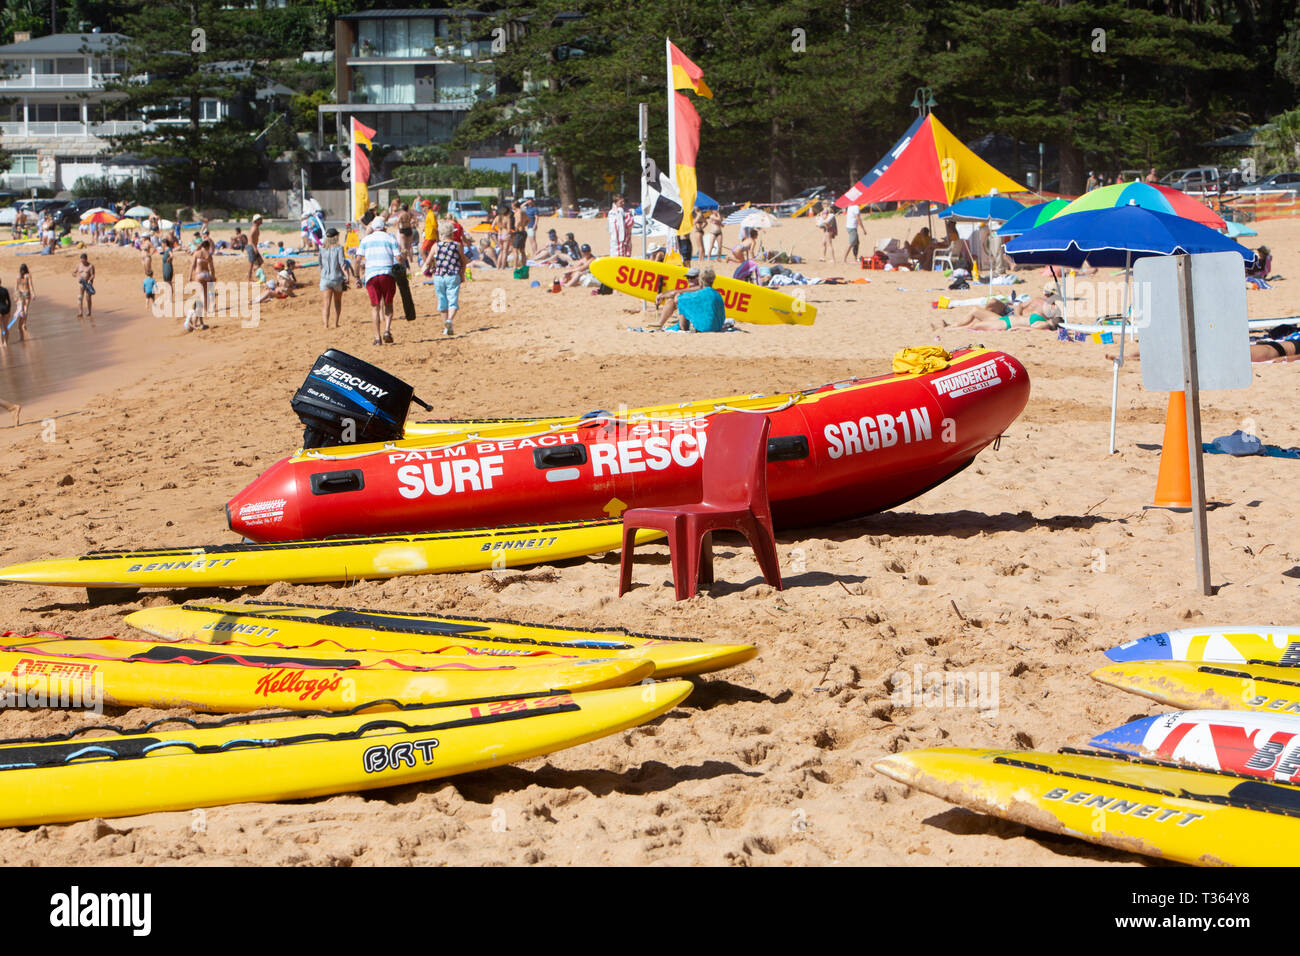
(79, 208), (119, 225)
(995, 199), (1070, 237)
(1052, 181), (1224, 230)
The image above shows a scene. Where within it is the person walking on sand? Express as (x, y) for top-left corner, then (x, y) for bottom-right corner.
(842, 202), (861, 264)
(319, 227), (355, 330)
(73, 254), (95, 320)
(0, 274), (10, 347)
(429, 221), (467, 336)
(246, 214), (264, 282)
(816, 203), (837, 261)
(357, 217), (401, 346)
(510, 201), (528, 268)
(13, 263), (33, 341)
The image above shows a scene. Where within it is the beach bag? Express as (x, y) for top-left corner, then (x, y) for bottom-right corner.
(513, 265), (530, 280)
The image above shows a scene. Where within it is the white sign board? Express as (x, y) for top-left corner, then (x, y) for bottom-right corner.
(1135, 251), (1250, 392)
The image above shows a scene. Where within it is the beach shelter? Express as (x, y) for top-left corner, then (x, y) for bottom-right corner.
(1006, 204), (1255, 453)
(834, 114), (1026, 209)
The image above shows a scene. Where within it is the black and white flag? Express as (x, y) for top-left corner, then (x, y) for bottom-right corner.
(642, 157), (684, 232)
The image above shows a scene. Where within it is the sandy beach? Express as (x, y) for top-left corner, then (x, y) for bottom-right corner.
(1, 212), (1296, 866)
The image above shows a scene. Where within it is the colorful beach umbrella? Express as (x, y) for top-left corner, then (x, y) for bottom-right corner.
(124, 205), (154, 218)
(1052, 181), (1225, 231)
(79, 208), (119, 224)
(835, 113), (1027, 208)
(116, 218), (140, 230)
(1224, 220), (1258, 239)
(995, 199), (1070, 237)
(937, 194), (1024, 222)
(1005, 204), (1253, 268)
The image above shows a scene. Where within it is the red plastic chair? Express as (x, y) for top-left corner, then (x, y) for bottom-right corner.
(619, 411), (782, 600)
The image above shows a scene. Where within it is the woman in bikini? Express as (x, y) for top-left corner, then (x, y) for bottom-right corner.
(936, 286), (1063, 332)
(187, 239), (215, 330)
(704, 209), (723, 259)
(13, 264), (33, 341)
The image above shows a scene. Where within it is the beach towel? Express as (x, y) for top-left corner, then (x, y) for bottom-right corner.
(893, 346), (951, 375)
(1203, 431), (1300, 459)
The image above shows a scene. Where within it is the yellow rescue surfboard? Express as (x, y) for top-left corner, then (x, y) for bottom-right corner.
(0, 681), (691, 828)
(875, 746), (1300, 867)
(588, 256), (815, 325)
(125, 601), (758, 679)
(1093, 660), (1300, 714)
(0, 633), (652, 713)
(0, 519), (661, 591)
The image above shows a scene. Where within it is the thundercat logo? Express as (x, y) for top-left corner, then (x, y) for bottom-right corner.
(930, 359), (1002, 399)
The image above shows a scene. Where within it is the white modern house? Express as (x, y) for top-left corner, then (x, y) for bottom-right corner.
(319, 9), (501, 149)
(0, 30), (234, 192)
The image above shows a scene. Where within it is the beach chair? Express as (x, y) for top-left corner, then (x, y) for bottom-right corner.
(619, 412), (782, 601)
(930, 238), (968, 272)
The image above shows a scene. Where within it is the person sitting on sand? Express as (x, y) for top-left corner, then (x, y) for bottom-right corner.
(561, 245), (597, 287)
(907, 227), (934, 268)
(560, 233), (581, 260)
(648, 267), (703, 329)
(230, 228), (248, 252)
(466, 238), (498, 270)
(669, 270), (727, 333)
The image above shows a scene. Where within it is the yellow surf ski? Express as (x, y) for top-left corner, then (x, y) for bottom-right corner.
(126, 601), (758, 679)
(874, 747), (1300, 866)
(0, 633), (653, 713)
(0, 519), (660, 591)
(588, 256), (816, 325)
(0, 681), (691, 828)
(1093, 660), (1300, 714)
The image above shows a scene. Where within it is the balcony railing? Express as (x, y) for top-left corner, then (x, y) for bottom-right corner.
(0, 119), (145, 138)
(0, 72), (119, 90)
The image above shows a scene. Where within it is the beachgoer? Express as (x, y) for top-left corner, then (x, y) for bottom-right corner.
(842, 203), (861, 263)
(73, 254), (96, 320)
(674, 269), (727, 333)
(1146, 167), (1158, 183)
(703, 209), (723, 260)
(430, 221), (467, 336)
(729, 227), (757, 263)
(0, 397), (18, 427)
(246, 214), (264, 281)
(418, 199), (439, 269)
(13, 264), (33, 341)
(357, 217), (401, 345)
(397, 203), (414, 262)
(467, 238), (498, 270)
(12, 208), (26, 241)
(143, 269), (156, 307)
(493, 205), (512, 270)
(0, 275), (9, 347)
(230, 227), (247, 252)
(524, 198), (539, 255)
(649, 267), (702, 328)
(186, 240), (215, 330)
(319, 227), (354, 329)
(816, 204), (838, 261)
(561, 232), (581, 260)
(511, 201), (528, 268)
(561, 245), (598, 287)
(608, 194), (632, 257)
(936, 284), (1063, 331)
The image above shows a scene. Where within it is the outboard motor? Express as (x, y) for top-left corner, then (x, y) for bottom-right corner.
(291, 349), (429, 448)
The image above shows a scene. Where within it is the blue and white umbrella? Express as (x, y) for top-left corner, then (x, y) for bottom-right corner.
(937, 194), (1025, 222)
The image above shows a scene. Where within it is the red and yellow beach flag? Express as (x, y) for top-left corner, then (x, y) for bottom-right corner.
(666, 41), (708, 235)
(351, 117), (377, 221)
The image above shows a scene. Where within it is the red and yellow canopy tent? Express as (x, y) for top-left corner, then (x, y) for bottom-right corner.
(835, 113), (1026, 209)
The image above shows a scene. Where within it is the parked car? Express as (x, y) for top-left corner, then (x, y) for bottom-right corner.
(772, 186), (834, 217)
(448, 199), (488, 219)
(1158, 166), (1229, 195)
(1233, 171), (1300, 197)
(530, 196), (558, 216)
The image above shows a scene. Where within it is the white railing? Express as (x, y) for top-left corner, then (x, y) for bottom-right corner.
(0, 120), (149, 138)
(20, 122), (92, 137)
(0, 72), (118, 90)
(90, 120), (144, 136)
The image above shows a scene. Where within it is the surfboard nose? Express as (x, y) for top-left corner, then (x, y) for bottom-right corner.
(1088, 715), (1159, 754)
(1104, 632), (1172, 662)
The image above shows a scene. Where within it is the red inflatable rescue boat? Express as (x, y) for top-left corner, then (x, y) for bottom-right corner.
(228, 347), (1029, 542)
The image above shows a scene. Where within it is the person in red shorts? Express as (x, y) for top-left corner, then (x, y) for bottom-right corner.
(356, 217), (402, 346)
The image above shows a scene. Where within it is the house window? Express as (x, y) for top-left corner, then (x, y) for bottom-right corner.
(55, 57), (83, 74)
(200, 99), (221, 121)
(12, 154), (38, 175)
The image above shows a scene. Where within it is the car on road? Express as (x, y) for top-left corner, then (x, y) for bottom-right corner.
(448, 199), (488, 219)
(1158, 166), (1229, 195)
(1233, 171), (1300, 197)
(772, 186), (835, 217)
(530, 196), (558, 216)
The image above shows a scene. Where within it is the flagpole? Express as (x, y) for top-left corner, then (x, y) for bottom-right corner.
(639, 102), (649, 309)
(348, 118), (356, 226)
(666, 38), (675, 223)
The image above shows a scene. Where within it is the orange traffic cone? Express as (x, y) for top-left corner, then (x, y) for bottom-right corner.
(1153, 391), (1192, 508)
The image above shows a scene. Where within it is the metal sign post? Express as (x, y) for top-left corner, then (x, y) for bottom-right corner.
(1136, 250), (1251, 597)
(638, 102), (649, 309)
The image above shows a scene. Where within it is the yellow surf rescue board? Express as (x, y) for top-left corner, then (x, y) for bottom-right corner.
(875, 746), (1300, 866)
(0, 681), (690, 827)
(126, 601), (758, 679)
(588, 256), (815, 325)
(1093, 660), (1300, 714)
(0, 633), (652, 713)
(0, 519), (659, 591)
